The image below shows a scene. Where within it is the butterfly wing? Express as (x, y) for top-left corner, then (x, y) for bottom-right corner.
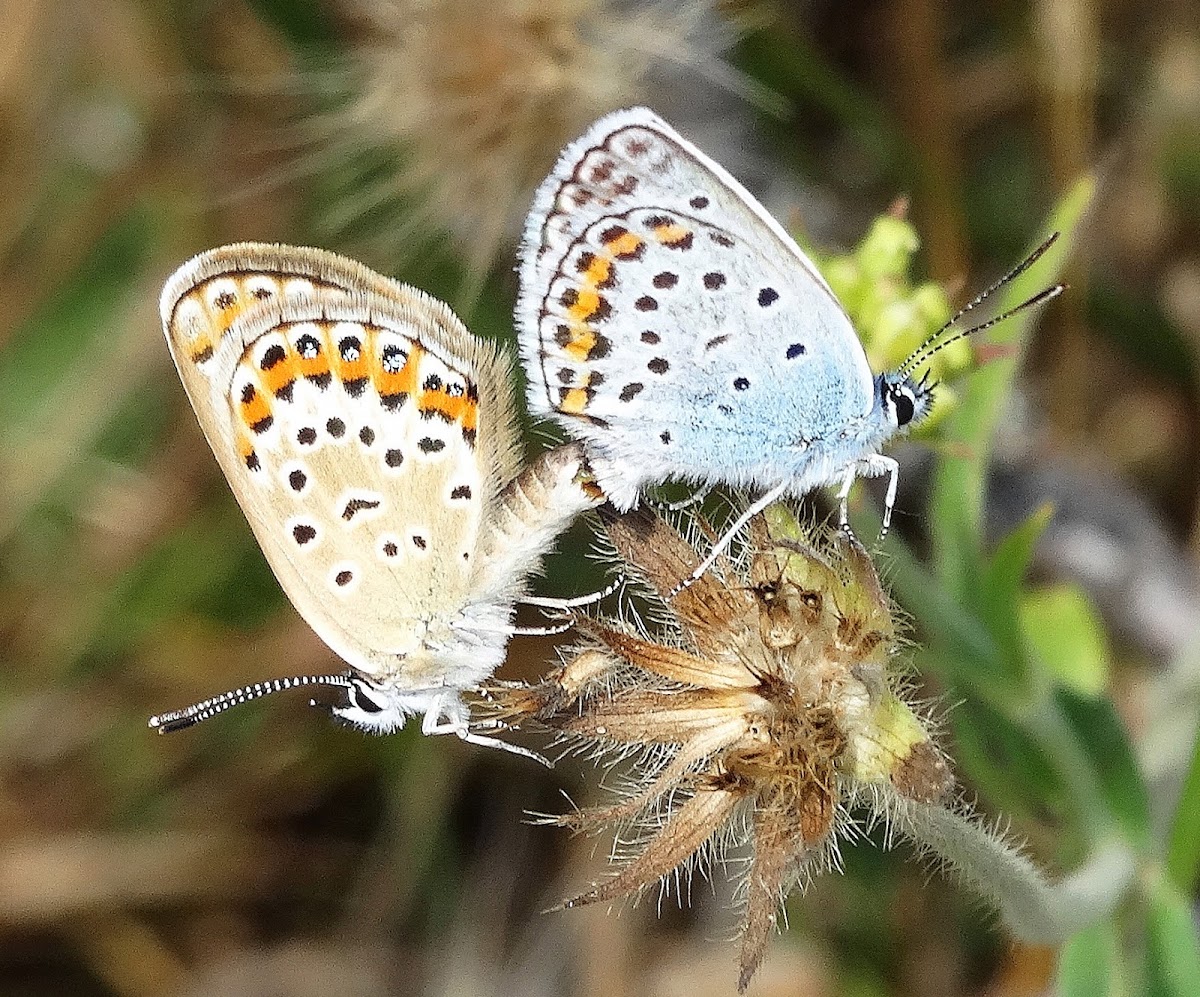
(516, 108), (877, 507)
(162, 246), (522, 691)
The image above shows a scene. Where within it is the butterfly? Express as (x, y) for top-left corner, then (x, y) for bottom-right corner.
(150, 244), (602, 756)
(516, 107), (1060, 583)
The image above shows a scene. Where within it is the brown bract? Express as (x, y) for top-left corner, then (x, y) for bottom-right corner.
(486, 503), (954, 991)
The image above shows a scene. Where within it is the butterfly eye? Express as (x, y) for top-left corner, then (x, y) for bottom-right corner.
(347, 680), (386, 713)
(891, 386), (916, 427)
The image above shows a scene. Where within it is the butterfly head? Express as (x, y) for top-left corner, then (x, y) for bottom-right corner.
(874, 369), (935, 434)
(326, 676), (420, 734)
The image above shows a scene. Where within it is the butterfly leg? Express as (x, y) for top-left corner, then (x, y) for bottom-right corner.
(448, 617), (573, 637)
(648, 485), (710, 513)
(421, 696), (551, 766)
(837, 455), (900, 537)
(670, 481), (790, 596)
(522, 577), (620, 611)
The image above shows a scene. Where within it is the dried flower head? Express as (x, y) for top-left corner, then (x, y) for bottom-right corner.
(488, 501), (955, 991)
(320, 0), (734, 298)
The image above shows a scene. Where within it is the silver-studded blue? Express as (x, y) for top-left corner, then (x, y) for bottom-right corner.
(516, 107), (933, 546)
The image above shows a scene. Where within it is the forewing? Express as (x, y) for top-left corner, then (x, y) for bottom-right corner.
(516, 108), (874, 451)
(162, 247), (521, 681)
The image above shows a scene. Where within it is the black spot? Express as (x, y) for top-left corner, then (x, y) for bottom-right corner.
(338, 336), (362, 361)
(412, 535), (427, 551)
(734, 377), (750, 391)
(213, 290), (236, 309)
(342, 497), (381, 521)
(335, 570), (353, 587)
(619, 382), (644, 402)
(293, 523), (316, 545)
(296, 333), (320, 358)
(260, 344), (286, 370)
(423, 374), (443, 392)
(297, 427), (317, 445)
(703, 272), (726, 290)
(381, 344), (407, 372)
(307, 372), (331, 390)
(590, 372), (606, 386)
(588, 332), (612, 359)
(343, 377), (368, 398)
(653, 272), (678, 289)
(705, 335), (729, 351)
(240, 383), (256, 404)
(385, 448), (404, 467)
(381, 392), (407, 411)
(418, 437), (445, 454)
(245, 451), (260, 471)
(553, 324), (571, 347)
(251, 286), (272, 300)
(710, 232), (734, 248)
(560, 288), (579, 309)
(644, 214), (674, 228)
(463, 428), (477, 448)
(647, 357), (670, 375)
(660, 431), (671, 444)
(663, 231), (695, 250)
(383, 541), (399, 557)
(640, 330), (660, 344)
(447, 382), (465, 397)
(250, 414), (273, 435)
(192, 345), (214, 364)
(450, 485), (472, 500)
(758, 287), (780, 307)
(557, 368), (576, 384)
(274, 380), (294, 402)
(326, 417), (346, 438)
(288, 469), (307, 492)
(786, 343), (806, 359)
(359, 426), (376, 446)
(718, 404), (734, 416)
(690, 195), (709, 209)
(635, 296), (658, 312)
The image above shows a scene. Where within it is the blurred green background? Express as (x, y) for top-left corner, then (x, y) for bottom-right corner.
(2, 1), (1199, 995)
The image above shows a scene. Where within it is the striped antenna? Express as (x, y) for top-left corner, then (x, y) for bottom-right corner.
(897, 232), (1062, 379)
(148, 673), (358, 734)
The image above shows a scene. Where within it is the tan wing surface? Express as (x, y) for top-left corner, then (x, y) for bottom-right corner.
(161, 246), (521, 683)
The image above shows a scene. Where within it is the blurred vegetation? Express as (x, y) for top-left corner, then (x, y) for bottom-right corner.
(2, 1), (1199, 995)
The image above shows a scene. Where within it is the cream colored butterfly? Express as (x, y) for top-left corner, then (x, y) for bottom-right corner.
(150, 244), (601, 756)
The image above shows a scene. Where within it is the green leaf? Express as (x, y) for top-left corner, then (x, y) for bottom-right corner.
(1146, 872), (1200, 997)
(877, 528), (1012, 693)
(1054, 687), (1151, 847)
(1166, 726), (1200, 893)
(1021, 584), (1112, 696)
(975, 502), (1054, 675)
(929, 176), (1096, 596)
(949, 698), (1072, 829)
(1058, 920), (1122, 997)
